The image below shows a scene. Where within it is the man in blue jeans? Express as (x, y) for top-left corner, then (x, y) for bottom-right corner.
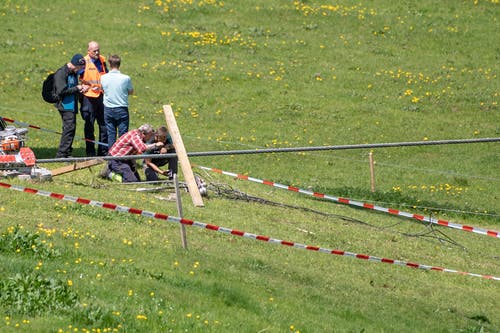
(101, 54), (134, 150)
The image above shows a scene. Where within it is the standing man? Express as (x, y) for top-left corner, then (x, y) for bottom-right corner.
(53, 54), (89, 158)
(81, 41), (108, 156)
(101, 54), (134, 150)
(107, 124), (163, 183)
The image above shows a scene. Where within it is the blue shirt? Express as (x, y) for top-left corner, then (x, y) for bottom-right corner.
(93, 57), (105, 73)
(101, 69), (133, 108)
(61, 73), (78, 111)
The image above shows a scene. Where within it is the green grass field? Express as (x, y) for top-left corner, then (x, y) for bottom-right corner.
(0, 1), (499, 332)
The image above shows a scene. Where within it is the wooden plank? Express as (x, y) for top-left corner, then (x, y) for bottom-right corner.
(51, 159), (103, 176)
(163, 105), (204, 207)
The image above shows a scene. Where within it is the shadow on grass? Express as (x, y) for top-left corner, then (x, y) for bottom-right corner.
(32, 147), (87, 159)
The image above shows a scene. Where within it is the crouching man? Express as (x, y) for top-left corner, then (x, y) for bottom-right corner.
(143, 126), (178, 181)
(107, 124), (163, 182)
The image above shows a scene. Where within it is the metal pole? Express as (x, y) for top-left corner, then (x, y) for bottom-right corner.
(35, 137), (500, 164)
(174, 173), (188, 249)
(369, 151), (376, 193)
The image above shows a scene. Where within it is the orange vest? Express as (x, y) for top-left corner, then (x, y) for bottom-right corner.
(82, 55), (107, 98)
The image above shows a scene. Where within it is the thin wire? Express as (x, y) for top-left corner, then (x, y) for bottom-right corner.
(364, 201), (500, 218)
(186, 135), (500, 181)
(208, 182), (468, 249)
(35, 137), (500, 164)
(2, 106), (497, 181)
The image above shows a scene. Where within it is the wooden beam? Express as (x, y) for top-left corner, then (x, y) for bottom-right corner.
(51, 159), (104, 177)
(163, 105), (204, 207)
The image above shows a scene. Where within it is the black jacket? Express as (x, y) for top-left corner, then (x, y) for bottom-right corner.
(53, 64), (80, 112)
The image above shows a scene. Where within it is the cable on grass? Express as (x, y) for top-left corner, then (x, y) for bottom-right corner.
(208, 182), (370, 226)
(402, 222), (466, 250)
(57, 169), (494, 258)
(205, 179), (480, 252)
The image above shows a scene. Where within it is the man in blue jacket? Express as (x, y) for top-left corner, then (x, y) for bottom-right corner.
(53, 54), (89, 158)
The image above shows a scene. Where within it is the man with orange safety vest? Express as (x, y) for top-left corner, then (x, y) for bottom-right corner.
(80, 41), (108, 156)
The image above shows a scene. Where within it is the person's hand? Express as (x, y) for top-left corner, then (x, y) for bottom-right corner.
(155, 142), (164, 148)
(79, 84), (90, 93)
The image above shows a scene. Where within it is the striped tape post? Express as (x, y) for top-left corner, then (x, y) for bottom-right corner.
(0, 116), (108, 148)
(194, 165), (499, 239)
(0, 181), (498, 281)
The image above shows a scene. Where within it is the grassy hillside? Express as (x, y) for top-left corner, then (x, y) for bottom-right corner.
(0, 0), (499, 332)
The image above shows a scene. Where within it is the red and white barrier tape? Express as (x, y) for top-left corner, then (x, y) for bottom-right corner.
(195, 165), (499, 239)
(1, 116), (57, 133)
(0, 181), (498, 281)
(1, 116), (108, 147)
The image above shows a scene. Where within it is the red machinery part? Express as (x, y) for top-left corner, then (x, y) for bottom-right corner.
(0, 154), (16, 163)
(19, 147), (36, 166)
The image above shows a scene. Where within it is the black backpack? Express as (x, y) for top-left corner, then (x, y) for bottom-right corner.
(41, 73), (59, 103)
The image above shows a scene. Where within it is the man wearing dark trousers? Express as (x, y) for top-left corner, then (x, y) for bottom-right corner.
(80, 41), (108, 156)
(144, 126), (178, 181)
(53, 54), (89, 158)
(107, 124), (164, 182)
